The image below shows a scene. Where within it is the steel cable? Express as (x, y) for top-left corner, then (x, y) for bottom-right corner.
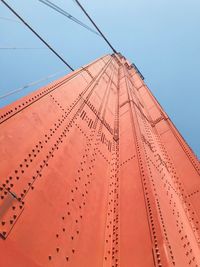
(38, 0), (100, 36)
(0, 0), (74, 71)
(72, 0), (117, 53)
(0, 70), (66, 99)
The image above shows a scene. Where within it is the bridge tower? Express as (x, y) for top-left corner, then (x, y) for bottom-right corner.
(0, 53), (200, 267)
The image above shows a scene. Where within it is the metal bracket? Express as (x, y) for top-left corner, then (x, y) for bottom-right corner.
(0, 187), (24, 239)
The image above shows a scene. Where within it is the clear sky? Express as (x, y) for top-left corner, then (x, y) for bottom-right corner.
(0, 0), (199, 158)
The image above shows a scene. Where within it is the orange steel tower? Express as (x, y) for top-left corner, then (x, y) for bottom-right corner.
(0, 53), (200, 267)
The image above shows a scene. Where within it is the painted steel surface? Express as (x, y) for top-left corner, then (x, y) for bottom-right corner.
(0, 53), (200, 267)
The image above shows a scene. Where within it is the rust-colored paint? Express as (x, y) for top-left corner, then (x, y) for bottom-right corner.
(0, 53), (200, 267)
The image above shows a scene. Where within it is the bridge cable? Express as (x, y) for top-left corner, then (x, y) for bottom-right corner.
(0, 16), (21, 24)
(0, 70), (66, 99)
(72, 0), (117, 53)
(0, 47), (46, 50)
(0, 0), (74, 71)
(38, 0), (100, 36)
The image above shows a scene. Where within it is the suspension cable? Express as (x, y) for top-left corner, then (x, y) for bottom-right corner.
(0, 70), (66, 99)
(73, 0), (117, 53)
(0, 16), (21, 24)
(0, 47), (46, 50)
(38, 0), (100, 36)
(0, 0), (74, 71)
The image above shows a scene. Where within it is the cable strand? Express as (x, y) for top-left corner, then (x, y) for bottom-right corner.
(73, 0), (117, 53)
(0, 70), (66, 99)
(0, 0), (74, 71)
(0, 47), (46, 50)
(0, 16), (21, 23)
(38, 0), (100, 36)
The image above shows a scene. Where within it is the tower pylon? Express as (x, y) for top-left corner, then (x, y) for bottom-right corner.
(0, 54), (199, 267)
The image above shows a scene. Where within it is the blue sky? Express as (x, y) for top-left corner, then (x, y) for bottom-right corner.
(0, 0), (199, 158)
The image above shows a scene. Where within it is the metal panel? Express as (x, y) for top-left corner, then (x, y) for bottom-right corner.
(0, 53), (200, 267)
